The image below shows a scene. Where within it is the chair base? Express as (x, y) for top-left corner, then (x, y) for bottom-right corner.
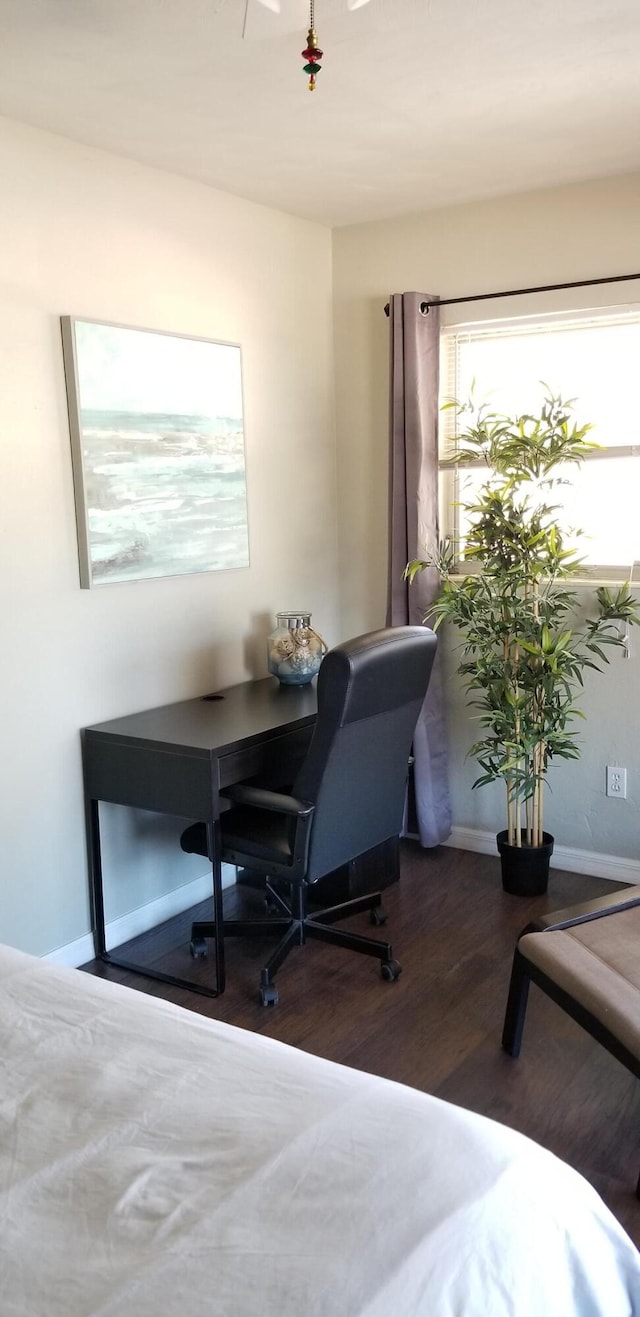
(191, 883), (401, 1006)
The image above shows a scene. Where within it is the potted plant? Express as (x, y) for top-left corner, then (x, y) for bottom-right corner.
(405, 389), (639, 895)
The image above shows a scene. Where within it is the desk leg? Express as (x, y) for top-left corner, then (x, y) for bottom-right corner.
(207, 821), (226, 996)
(85, 797), (225, 999)
(87, 797), (107, 958)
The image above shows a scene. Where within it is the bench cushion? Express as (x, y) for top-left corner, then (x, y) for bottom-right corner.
(519, 904), (640, 1062)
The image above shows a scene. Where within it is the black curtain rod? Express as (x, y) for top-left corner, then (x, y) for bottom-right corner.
(383, 271), (640, 316)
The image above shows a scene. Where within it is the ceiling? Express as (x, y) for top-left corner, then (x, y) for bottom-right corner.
(0, 0), (639, 227)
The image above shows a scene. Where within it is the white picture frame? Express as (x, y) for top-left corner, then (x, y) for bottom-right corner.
(61, 317), (250, 587)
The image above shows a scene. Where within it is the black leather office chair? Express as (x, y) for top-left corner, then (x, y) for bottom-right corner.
(181, 626), (438, 1005)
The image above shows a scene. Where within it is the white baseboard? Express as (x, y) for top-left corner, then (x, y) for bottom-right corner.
(46, 833), (639, 969)
(444, 826), (640, 885)
(44, 864), (237, 969)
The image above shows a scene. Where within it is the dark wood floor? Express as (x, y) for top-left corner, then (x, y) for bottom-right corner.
(82, 842), (640, 1247)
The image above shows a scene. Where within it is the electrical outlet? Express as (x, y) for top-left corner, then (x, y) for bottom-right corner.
(606, 766), (627, 798)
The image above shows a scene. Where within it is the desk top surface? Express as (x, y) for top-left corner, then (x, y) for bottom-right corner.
(83, 676), (318, 756)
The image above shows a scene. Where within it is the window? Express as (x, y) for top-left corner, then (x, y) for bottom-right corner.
(439, 307), (640, 579)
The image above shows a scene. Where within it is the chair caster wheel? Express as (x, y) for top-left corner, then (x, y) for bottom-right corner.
(370, 905), (387, 926)
(190, 937), (208, 960)
(381, 959), (401, 982)
(260, 984), (279, 1007)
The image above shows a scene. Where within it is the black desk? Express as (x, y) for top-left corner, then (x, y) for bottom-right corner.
(82, 678), (318, 997)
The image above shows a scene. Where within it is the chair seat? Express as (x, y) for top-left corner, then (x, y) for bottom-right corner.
(518, 904), (640, 1063)
(502, 886), (640, 1196)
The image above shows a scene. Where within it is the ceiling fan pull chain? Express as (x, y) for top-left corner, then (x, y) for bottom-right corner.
(301, 0), (323, 90)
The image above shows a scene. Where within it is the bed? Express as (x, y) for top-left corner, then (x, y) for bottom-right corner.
(1, 942), (638, 1316)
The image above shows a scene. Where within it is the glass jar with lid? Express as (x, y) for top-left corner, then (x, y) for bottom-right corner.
(267, 611), (327, 685)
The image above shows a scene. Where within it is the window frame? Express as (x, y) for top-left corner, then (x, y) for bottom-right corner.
(438, 305), (640, 584)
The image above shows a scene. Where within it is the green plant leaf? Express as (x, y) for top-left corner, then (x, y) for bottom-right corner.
(404, 386), (640, 834)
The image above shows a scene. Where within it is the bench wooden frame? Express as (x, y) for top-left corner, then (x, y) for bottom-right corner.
(501, 886), (640, 1198)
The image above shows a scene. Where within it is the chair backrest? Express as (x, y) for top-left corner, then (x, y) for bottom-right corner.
(293, 626), (438, 883)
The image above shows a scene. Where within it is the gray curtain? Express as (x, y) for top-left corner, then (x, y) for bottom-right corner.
(386, 292), (451, 847)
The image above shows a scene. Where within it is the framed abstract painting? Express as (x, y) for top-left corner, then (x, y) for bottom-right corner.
(61, 317), (250, 587)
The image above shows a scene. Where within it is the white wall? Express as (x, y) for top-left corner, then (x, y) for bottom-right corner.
(3, 122), (638, 960)
(333, 173), (640, 862)
(0, 117), (338, 957)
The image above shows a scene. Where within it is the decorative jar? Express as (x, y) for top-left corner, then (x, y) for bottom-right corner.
(267, 611), (327, 685)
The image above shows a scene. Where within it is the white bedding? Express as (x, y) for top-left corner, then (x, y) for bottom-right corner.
(1, 943), (638, 1317)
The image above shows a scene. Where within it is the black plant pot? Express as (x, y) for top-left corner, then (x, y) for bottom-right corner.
(496, 830), (554, 896)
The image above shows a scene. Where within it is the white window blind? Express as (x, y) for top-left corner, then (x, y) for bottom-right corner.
(439, 307), (640, 578)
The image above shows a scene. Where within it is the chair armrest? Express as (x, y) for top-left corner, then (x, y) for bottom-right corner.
(220, 784), (315, 881)
(220, 783), (314, 818)
(519, 885), (640, 938)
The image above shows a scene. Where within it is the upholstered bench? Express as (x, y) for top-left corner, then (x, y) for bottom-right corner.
(502, 885), (640, 1195)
